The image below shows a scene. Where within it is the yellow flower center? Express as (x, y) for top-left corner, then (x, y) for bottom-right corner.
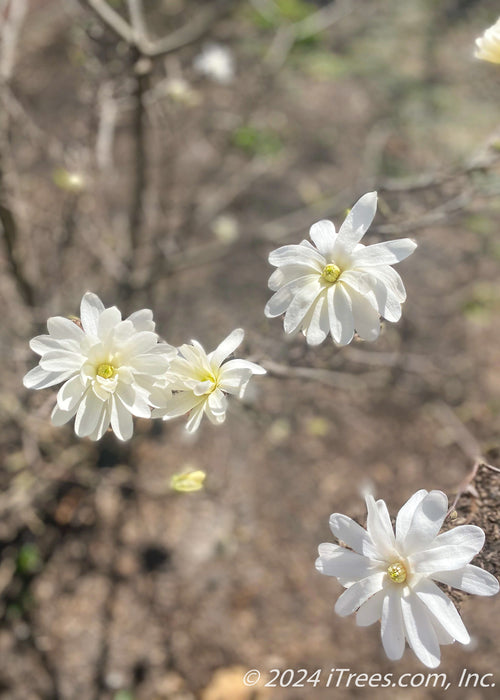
(97, 363), (116, 379)
(387, 561), (407, 584)
(321, 263), (341, 284)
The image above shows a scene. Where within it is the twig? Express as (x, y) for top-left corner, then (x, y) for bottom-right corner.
(83, 0), (134, 45)
(262, 358), (376, 392)
(0, 202), (35, 306)
(0, 0), (28, 80)
(84, 0), (233, 58)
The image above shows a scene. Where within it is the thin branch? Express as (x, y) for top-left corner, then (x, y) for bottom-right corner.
(262, 358), (377, 392)
(0, 202), (35, 306)
(84, 0), (233, 58)
(83, 0), (134, 44)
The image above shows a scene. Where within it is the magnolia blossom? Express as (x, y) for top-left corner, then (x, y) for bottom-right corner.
(151, 329), (265, 433)
(475, 17), (500, 64)
(193, 43), (235, 83)
(265, 192), (416, 346)
(316, 490), (499, 667)
(23, 292), (175, 441)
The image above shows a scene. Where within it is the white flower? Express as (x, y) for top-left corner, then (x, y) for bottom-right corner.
(193, 43), (235, 84)
(475, 17), (500, 64)
(316, 490), (499, 668)
(23, 292), (175, 441)
(265, 192), (417, 346)
(151, 329), (266, 433)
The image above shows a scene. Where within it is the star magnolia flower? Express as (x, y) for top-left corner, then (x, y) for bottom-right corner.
(151, 328), (266, 433)
(475, 17), (500, 64)
(23, 292), (175, 441)
(265, 192), (417, 346)
(316, 490), (499, 668)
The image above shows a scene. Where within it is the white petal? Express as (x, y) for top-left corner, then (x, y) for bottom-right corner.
(356, 588), (385, 626)
(283, 280), (322, 334)
(345, 286), (381, 341)
(265, 274), (318, 318)
(414, 578), (470, 644)
(220, 359), (266, 375)
(23, 366), (75, 390)
(395, 489), (428, 548)
(206, 392), (228, 425)
(57, 375), (85, 412)
(401, 490), (448, 555)
(51, 401), (79, 426)
(80, 292), (104, 336)
(430, 615), (455, 645)
(46, 316), (85, 342)
(400, 591), (441, 668)
(88, 403), (111, 441)
(209, 328), (244, 369)
(193, 380), (213, 396)
(112, 320), (136, 345)
(154, 392), (203, 419)
(335, 192), (378, 253)
(365, 495), (396, 561)
(185, 401), (205, 432)
(431, 565), (499, 596)
(30, 334), (77, 356)
(115, 383), (151, 418)
(381, 587), (405, 660)
(329, 513), (375, 557)
(268, 264), (318, 291)
(367, 265), (406, 302)
(327, 284), (354, 346)
(316, 543), (374, 579)
(410, 526), (485, 573)
(352, 238), (417, 267)
(122, 331), (158, 357)
(128, 354), (169, 375)
(361, 273), (402, 322)
(74, 390), (105, 437)
(302, 294), (329, 346)
(334, 572), (385, 617)
(127, 308), (155, 332)
(309, 220), (336, 257)
(40, 350), (84, 372)
(110, 395), (134, 441)
(268, 243), (325, 270)
(97, 306), (121, 341)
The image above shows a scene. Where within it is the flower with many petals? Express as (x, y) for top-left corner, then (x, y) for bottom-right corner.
(316, 490), (499, 668)
(265, 192), (416, 346)
(151, 329), (265, 433)
(475, 17), (500, 64)
(23, 292), (175, 441)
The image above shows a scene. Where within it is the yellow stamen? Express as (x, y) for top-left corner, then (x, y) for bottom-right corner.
(97, 363), (115, 379)
(387, 562), (407, 584)
(321, 263), (341, 284)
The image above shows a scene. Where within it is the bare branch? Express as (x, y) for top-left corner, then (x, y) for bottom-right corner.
(83, 0), (135, 44)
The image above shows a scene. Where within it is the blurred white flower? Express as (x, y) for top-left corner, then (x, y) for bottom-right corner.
(23, 292), (175, 441)
(193, 43), (235, 84)
(151, 329), (265, 433)
(265, 192), (416, 346)
(475, 17), (500, 64)
(316, 490), (499, 668)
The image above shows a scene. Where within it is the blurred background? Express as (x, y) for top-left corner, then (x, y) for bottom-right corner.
(1, 0), (500, 697)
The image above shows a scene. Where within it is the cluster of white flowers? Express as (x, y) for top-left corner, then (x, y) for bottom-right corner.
(316, 490), (499, 667)
(24, 292), (265, 441)
(23, 173), (498, 668)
